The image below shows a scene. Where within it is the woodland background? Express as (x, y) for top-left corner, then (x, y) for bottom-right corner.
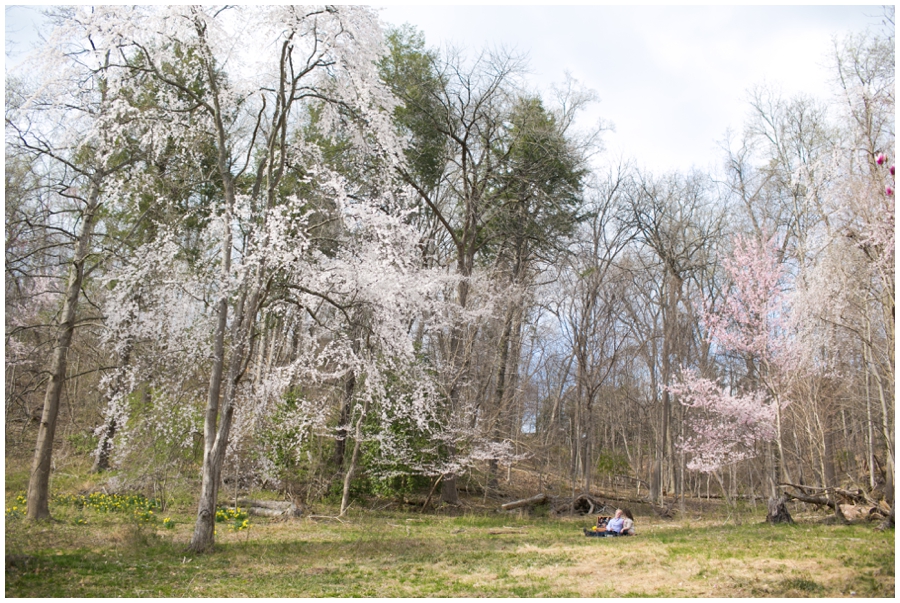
(5, 6), (894, 552)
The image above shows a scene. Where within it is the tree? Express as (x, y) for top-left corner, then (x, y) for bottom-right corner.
(667, 370), (775, 492)
(623, 170), (725, 505)
(60, 5), (406, 551)
(829, 23), (894, 520)
(383, 29), (601, 502)
(553, 166), (632, 494)
(6, 14), (148, 519)
(674, 234), (796, 522)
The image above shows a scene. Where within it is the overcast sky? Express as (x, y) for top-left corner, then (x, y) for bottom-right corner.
(376, 4), (887, 174)
(6, 4), (888, 174)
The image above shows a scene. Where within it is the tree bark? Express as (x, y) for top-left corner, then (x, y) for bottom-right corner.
(878, 502), (894, 530)
(26, 180), (101, 521)
(92, 416), (117, 474)
(340, 397), (368, 516)
(441, 473), (461, 505)
(487, 308), (515, 491)
(190, 276), (260, 552)
(188, 56), (237, 550)
(438, 253), (476, 507)
(766, 494), (794, 524)
(332, 371), (356, 472)
(822, 409), (840, 520)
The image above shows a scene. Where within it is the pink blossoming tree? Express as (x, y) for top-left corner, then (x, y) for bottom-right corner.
(670, 234), (795, 521)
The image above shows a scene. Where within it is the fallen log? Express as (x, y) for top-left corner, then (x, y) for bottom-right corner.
(840, 504), (878, 521)
(237, 499), (292, 510)
(248, 507), (289, 518)
(780, 484), (878, 510)
(834, 487), (876, 506)
(501, 493), (547, 511)
(237, 499), (303, 518)
(782, 488), (835, 509)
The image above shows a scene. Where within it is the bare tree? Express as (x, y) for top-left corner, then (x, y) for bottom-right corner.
(623, 170), (725, 505)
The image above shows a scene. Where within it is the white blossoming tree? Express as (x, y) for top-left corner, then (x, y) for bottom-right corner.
(29, 5), (439, 552)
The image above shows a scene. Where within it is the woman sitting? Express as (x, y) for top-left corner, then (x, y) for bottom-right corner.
(621, 508), (635, 535)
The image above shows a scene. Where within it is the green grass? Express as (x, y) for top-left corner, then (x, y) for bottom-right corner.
(5, 493), (895, 597)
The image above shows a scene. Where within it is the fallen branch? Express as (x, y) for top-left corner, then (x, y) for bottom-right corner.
(307, 515), (346, 523)
(421, 474), (444, 512)
(615, 474), (650, 489)
(833, 488), (876, 506)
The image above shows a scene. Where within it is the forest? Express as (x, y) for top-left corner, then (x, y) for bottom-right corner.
(5, 5), (894, 558)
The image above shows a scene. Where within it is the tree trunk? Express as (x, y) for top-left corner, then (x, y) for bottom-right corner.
(189, 285), (230, 552)
(189, 276), (259, 552)
(332, 371), (356, 472)
(657, 270), (679, 504)
(441, 473), (460, 505)
(822, 411), (840, 521)
(864, 350), (877, 490)
(189, 48), (240, 551)
(766, 494), (794, 524)
(488, 307), (515, 492)
(340, 397), (368, 516)
(92, 416), (117, 474)
(648, 358), (661, 505)
(190, 319), (250, 551)
(26, 181), (101, 521)
(438, 254), (472, 507)
(769, 389), (793, 518)
(864, 318), (894, 506)
(500, 493), (547, 511)
(878, 501), (894, 530)
(92, 343), (135, 473)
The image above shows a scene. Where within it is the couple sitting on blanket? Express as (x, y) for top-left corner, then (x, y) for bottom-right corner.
(584, 508), (634, 537)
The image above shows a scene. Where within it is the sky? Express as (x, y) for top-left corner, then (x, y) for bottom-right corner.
(6, 4), (889, 174)
(376, 4), (888, 174)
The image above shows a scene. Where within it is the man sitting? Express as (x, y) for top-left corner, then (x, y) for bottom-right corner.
(584, 508), (625, 537)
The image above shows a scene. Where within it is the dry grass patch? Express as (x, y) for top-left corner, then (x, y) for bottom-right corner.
(540, 520), (893, 597)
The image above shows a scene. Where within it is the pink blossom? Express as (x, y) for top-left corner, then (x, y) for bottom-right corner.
(887, 186), (894, 196)
(675, 234), (799, 474)
(876, 153), (886, 165)
(703, 234), (790, 368)
(667, 369), (777, 473)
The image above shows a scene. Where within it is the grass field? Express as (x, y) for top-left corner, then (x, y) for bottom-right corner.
(5, 493), (894, 598)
